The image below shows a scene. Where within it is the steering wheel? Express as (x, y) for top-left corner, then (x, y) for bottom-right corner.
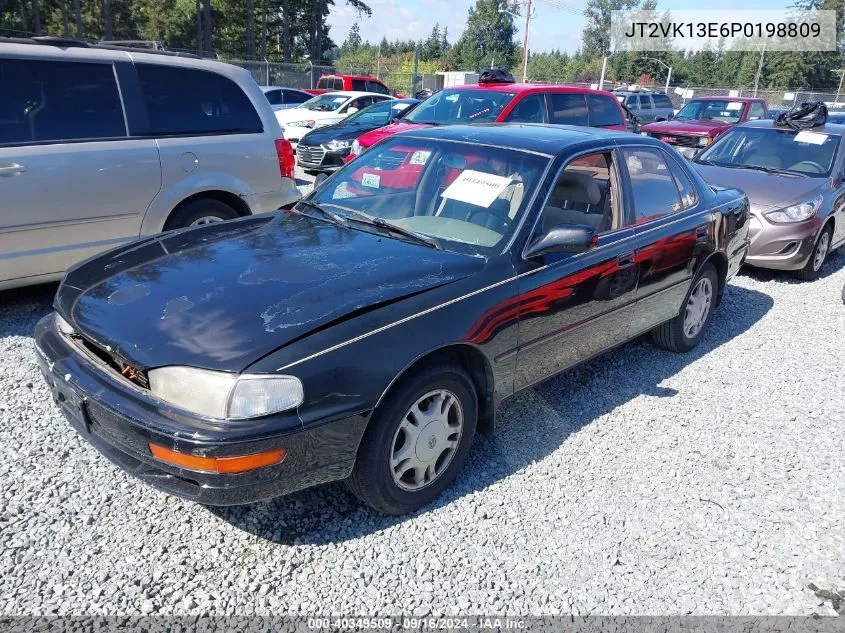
(788, 160), (825, 174)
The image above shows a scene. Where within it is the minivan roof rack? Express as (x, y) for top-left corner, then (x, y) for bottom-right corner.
(0, 35), (201, 58)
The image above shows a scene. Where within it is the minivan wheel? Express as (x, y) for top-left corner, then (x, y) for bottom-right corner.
(794, 225), (832, 281)
(652, 263), (718, 353)
(165, 198), (240, 230)
(347, 364), (477, 515)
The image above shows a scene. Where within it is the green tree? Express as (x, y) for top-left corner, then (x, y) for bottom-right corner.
(449, 0), (520, 71)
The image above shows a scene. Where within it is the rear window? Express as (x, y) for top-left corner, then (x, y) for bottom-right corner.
(284, 90), (310, 104)
(547, 92), (588, 126)
(653, 94), (673, 108)
(264, 89), (283, 105)
(136, 64), (262, 136)
(351, 79), (367, 91)
(587, 94), (624, 127)
(0, 58), (125, 145)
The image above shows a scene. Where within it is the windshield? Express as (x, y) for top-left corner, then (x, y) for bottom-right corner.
(404, 89), (517, 125)
(307, 137), (549, 254)
(302, 94), (348, 112)
(344, 100), (415, 125)
(696, 126), (840, 177)
(675, 100), (746, 123)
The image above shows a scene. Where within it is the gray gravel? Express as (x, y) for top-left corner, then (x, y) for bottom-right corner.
(1, 172), (843, 615)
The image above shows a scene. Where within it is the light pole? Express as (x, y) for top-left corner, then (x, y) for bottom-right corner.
(642, 56), (672, 93)
(499, 2), (535, 83)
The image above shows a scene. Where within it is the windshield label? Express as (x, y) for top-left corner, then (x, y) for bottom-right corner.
(393, 103), (411, 111)
(410, 151), (431, 165)
(441, 170), (512, 208)
(794, 131), (829, 145)
(725, 102), (743, 111)
(361, 173), (381, 188)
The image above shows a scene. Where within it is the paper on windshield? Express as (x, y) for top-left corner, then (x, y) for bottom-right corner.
(441, 170), (512, 208)
(392, 103), (411, 111)
(794, 131), (829, 145)
(726, 102), (744, 111)
(410, 151), (431, 165)
(361, 173), (381, 188)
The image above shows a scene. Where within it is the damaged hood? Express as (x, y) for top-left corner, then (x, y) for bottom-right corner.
(57, 213), (482, 372)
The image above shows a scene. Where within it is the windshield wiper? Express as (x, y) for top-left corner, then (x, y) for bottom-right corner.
(295, 199), (348, 226)
(342, 210), (441, 249)
(724, 164), (805, 177)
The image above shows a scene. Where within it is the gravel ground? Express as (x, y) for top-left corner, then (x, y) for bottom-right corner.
(1, 173), (843, 615)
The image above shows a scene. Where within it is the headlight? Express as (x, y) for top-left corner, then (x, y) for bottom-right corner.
(698, 136), (713, 147)
(325, 139), (351, 151)
(288, 120), (315, 128)
(764, 196), (823, 224)
(55, 313), (75, 336)
(147, 366), (304, 420)
(351, 139), (361, 155)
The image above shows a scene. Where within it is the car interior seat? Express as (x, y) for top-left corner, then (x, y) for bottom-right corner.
(542, 171), (603, 233)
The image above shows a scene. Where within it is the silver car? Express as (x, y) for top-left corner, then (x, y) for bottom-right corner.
(692, 119), (845, 280)
(0, 38), (300, 291)
(261, 86), (312, 111)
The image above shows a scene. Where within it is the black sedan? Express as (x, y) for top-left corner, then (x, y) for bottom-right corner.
(296, 98), (420, 173)
(36, 124), (750, 515)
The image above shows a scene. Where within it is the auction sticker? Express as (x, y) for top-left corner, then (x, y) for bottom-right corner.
(441, 169), (512, 208)
(361, 173), (381, 188)
(794, 131), (828, 145)
(410, 150), (431, 165)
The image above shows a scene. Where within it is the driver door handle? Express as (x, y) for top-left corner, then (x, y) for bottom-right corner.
(617, 253), (636, 269)
(0, 163), (26, 176)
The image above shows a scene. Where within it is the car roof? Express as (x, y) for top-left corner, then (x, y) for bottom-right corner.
(691, 96), (765, 103)
(447, 82), (617, 96)
(392, 122), (646, 155)
(318, 91), (393, 99)
(738, 119), (845, 133)
(261, 86), (308, 93)
(320, 74), (383, 81)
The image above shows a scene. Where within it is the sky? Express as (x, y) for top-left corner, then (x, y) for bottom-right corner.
(327, 0), (793, 56)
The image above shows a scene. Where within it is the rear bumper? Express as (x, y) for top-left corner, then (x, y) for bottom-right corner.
(745, 215), (823, 271)
(34, 315), (367, 506)
(246, 179), (300, 213)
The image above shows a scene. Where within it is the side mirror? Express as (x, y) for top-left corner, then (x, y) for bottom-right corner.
(346, 107), (359, 114)
(525, 224), (596, 259)
(668, 112), (675, 120)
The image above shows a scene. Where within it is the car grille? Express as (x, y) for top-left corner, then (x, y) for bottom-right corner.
(76, 335), (150, 390)
(649, 133), (701, 148)
(296, 144), (326, 166)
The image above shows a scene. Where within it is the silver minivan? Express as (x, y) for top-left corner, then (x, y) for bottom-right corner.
(0, 38), (300, 291)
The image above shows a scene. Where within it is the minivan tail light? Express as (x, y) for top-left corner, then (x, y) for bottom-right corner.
(275, 139), (295, 180)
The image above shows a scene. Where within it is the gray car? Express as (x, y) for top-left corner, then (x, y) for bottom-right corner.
(614, 91), (675, 123)
(261, 86), (312, 111)
(692, 119), (845, 279)
(0, 38), (300, 291)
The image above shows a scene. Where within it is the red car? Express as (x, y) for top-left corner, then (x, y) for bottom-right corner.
(641, 96), (768, 159)
(347, 77), (627, 161)
(305, 74), (393, 96)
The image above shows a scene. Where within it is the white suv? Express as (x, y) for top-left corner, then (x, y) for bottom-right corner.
(0, 37), (300, 291)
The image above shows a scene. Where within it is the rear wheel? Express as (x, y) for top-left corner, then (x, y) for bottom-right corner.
(165, 198), (240, 230)
(347, 364), (477, 515)
(794, 225), (832, 281)
(652, 263), (718, 353)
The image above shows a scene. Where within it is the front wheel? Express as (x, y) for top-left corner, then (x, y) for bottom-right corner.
(794, 225), (832, 281)
(652, 263), (718, 353)
(347, 364), (477, 515)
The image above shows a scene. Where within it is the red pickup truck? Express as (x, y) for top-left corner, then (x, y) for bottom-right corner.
(641, 96), (768, 158)
(305, 74), (393, 96)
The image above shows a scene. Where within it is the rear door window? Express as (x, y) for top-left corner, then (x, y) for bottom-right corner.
(547, 92), (588, 126)
(622, 147), (684, 223)
(653, 94), (673, 109)
(587, 94), (624, 127)
(640, 95), (653, 110)
(136, 63), (263, 136)
(264, 89), (283, 105)
(0, 58), (125, 144)
(283, 89), (310, 105)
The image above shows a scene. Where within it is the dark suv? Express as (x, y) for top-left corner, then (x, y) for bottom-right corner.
(614, 90), (675, 123)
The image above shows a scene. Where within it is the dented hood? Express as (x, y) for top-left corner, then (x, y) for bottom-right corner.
(56, 213), (482, 372)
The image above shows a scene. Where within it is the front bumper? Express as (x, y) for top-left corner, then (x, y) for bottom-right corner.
(745, 214), (823, 271)
(295, 144), (350, 172)
(34, 315), (367, 506)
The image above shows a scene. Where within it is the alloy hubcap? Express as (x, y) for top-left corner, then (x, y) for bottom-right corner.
(813, 232), (830, 272)
(683, 277), (713, 339)
(190, 215), (225, 226)
(390, 389), (463, 491)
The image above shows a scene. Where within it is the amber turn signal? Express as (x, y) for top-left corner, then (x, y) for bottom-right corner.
(148, 444), (286, 474)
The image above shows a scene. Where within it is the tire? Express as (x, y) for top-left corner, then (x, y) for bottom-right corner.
(164, 198), (240, 231)
(652, 262), (719, 353)
(347, 364), (478, 515)
(794, 225), (832, 281)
